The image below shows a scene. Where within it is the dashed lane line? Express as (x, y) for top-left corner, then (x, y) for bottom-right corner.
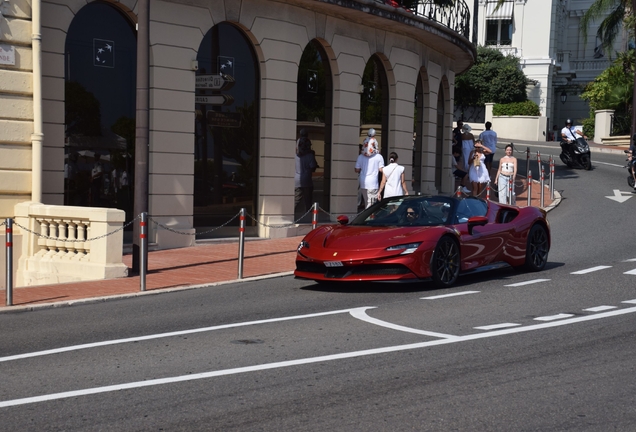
(571, 266), (612, 274)
(624, 269), (636, 275)
(420, 291), (479, 300)
(504, 279), (550, 287)
(3, 305), (636, 408)
(534, 313), (575, 321)
(584, 306), (617, 312)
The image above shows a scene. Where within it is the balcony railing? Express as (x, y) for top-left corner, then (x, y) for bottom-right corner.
(376, 0), (471, 39)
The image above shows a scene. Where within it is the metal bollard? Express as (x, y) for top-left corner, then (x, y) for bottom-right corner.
(486, 181), (490, 200)
(456, 186), (462, 198)
(140, 212), (147, 292)
(526, 147), (530, 178)
(238, 208), (246, 279)
(550, 156), (555, 200)
(5, 218), (13, 306)
(540, 166), (545, 208)
(508, 176), (513, 205)
(537, 151), (541, 176)
(312, 202), (318, 230)
(527, 170), (532, 207)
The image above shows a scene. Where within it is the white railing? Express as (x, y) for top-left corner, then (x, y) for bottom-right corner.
(13, 202), (128, 287)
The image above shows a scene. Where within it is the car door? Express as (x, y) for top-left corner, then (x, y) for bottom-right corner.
(454, 199), (507, 270)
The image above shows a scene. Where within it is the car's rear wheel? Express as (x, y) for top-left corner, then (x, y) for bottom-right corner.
(431, 236), (460, 288)
(523, 224), (549, 271)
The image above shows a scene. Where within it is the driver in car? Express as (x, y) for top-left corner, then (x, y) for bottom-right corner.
(402, 207), (420, 225)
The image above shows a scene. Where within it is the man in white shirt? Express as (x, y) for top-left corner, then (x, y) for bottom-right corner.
(355, 129), (384, 208)
(561, 119), (583, 142)
(479, 121), (497, 173)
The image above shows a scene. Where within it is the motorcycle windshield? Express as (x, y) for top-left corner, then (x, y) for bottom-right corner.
(575, 137), (589, 152)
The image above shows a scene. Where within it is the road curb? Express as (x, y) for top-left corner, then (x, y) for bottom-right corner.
(0, 271), (295, 314)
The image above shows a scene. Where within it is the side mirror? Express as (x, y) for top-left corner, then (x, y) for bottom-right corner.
(337, 215), (349, 225)
(467, 216), (488, 235)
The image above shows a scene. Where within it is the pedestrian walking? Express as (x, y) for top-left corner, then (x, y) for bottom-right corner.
(479, 121), (497, 173)
(468, 140), (492, 197)
(378, 152), (408, 200)
(294, 129), (318, 213)
(494, 144), (517, 204)
(355, 128), (385, 208)
(460, 123), (475, 172)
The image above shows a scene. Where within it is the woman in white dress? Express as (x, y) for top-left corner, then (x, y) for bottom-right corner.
(494, 144), (517, 204)
(468, 140), (492, 197)
(460, 123), (475, 173)
(377, 152), (408, 199)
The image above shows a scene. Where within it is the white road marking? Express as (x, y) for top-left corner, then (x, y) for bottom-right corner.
(605, 190), (633, 203)
(534, 313), (575, 321)
(583, 306), (617, 312)
(570, 266), (612, 274)
(504, 279), (550, 287)
(624, 269), (636, 275)
(474, 323), (521, 330)
(622, 258), (636, 262)
(421, 291), (479, 300)
(0, 308), (366, 363)
(3, 306), (636, 408)
(594, 161), (625, 168)
(349, 307), (457, 339)
(622, 299), (636, 304)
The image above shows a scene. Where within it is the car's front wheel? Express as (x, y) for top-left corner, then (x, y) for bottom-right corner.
(523, 224), (549, 271)
(431, 236), (460, 288)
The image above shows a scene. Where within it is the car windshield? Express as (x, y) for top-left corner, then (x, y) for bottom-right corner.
(350, 196), (454, 227)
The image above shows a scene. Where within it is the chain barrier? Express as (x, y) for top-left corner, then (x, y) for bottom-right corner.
(149, 211), (241, 236)
(12, 214), (140, 243)
(244, 206), (314, 229)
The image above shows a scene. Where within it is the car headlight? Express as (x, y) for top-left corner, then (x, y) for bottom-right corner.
(386, 242), (421, 255)
(298, 241), (309, 252)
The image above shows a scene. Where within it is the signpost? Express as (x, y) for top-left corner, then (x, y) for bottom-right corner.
(195, 74), (235, 91)
(195, 95), (234, 106)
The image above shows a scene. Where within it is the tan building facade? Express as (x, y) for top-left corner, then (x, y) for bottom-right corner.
(1, 0), (475, 260)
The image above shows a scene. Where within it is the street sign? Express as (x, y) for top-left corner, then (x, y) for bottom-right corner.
(206, 111), (242, 128)
(195, 94), (234, 106)
(195, 74), (235, 90)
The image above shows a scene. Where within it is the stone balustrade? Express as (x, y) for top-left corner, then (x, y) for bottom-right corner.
(13, 202), (128, 287)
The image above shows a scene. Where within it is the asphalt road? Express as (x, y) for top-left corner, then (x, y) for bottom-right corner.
(1, 146), (635, 431)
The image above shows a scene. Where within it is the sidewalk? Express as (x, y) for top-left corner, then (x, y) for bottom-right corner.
(1, 176), (559, 313)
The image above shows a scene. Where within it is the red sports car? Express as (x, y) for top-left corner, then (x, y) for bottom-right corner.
(294, 195), (550, 287)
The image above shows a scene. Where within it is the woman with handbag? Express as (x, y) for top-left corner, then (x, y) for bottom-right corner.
(378, 152), (408, 200)
(468, 140), (492, 197)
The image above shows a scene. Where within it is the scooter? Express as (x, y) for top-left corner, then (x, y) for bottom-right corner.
(559, 137), (592, 170)
(625, 150), (635, 188)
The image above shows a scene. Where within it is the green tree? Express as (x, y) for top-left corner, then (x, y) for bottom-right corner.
(455, 46), (529, 107)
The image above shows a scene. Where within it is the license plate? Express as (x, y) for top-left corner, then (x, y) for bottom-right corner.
(324, 261), (343, 267)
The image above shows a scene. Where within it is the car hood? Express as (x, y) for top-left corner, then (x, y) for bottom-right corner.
(312, 225), (440, 250)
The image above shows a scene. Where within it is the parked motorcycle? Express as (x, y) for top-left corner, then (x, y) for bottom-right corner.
(625, 150), (635, 188)
(559, 137), (592, 170)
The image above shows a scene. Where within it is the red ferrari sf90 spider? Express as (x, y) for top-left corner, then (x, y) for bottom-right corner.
(294, 195), (550, 287)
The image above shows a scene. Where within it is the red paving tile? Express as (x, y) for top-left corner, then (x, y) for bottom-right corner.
(1, 180), (557, 311)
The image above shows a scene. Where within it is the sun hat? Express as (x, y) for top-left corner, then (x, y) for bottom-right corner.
(461, 124), (472, 133)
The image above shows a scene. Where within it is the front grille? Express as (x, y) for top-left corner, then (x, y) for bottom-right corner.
(296, 261), (411, 278)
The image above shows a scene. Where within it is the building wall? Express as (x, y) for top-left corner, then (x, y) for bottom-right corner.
(0, 0), (33, 217)
(0, 0), (472, 247)
(469, 0), (623, 132)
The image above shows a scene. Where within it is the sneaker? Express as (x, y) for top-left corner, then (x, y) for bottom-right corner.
(462, 186), (471, 194)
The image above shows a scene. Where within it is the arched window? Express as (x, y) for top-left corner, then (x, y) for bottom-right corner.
(194, 23), (260, 233)
(64, 2), (137, 219)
